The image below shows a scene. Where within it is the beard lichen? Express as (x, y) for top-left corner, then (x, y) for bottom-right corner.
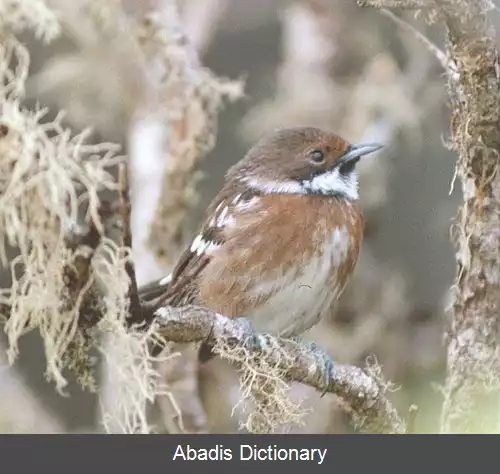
(213, 335), (309, 434)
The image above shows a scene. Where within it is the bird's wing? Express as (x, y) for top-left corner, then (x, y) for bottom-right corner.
(138, 183), (258, 310)
(138, 223), (223, 309)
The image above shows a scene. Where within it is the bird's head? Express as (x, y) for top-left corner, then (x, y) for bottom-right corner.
(229, 126), (382, 200)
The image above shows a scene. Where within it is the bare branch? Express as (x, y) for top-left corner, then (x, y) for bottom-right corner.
(118, 163), (144, 326)
(154, 305), (405, 434)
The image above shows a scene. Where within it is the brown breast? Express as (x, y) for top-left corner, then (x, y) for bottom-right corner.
(196, 194), (364, 318)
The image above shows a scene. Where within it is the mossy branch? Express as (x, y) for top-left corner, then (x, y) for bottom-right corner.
(153, 305), (405, 434)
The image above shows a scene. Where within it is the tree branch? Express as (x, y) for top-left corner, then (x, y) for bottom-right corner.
(154, 305), (405, 434)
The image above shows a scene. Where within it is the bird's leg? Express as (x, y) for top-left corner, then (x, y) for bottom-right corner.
(291, 338), (334, 397)
(235, 322), (334, 396)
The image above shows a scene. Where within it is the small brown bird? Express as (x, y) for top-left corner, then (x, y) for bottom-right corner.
(140, 127), (382, 382)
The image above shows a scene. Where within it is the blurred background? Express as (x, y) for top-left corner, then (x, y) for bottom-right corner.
(0, 0), (484, 433)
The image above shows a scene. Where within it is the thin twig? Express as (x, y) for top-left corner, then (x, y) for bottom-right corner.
(380, 9), (451, 71)
(118, 163), (144, 326)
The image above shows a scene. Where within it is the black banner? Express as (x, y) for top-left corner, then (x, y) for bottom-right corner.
(0, 435), (493, 473)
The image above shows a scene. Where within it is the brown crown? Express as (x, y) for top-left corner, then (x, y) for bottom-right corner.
(227, 127), (352, 183)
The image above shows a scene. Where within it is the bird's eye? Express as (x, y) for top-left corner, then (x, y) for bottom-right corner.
(308, 149), (325, 164)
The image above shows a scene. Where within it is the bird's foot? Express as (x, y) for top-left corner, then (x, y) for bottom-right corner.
(235, 316), (263, 354)
(293, 338), (334, 397)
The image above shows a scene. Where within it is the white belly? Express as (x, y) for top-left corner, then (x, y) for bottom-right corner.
(247, 227), (350, 337)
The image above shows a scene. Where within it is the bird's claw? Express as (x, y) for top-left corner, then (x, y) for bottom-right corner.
(236, 316), (263, 354)
(299, 339), (334, 397)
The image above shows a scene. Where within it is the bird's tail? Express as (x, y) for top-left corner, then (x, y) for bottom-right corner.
(138, 274), (216, 364)
(138, 274), (172, 303)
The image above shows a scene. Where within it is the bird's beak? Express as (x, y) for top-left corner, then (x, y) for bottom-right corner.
(341, 143), (383, 164)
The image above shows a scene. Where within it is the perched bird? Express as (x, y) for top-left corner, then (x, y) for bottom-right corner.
(140, 127), (382, 380)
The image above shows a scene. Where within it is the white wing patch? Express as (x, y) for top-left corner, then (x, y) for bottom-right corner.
(190, 233), (220, 256)
(209, 200), (237, 229)
(232, 193), (242, 204)
(216, 206), (229, 227)
(159, 273), (172, 286)
(235, 196), (259, 212)
(189, 193), (260, 259)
